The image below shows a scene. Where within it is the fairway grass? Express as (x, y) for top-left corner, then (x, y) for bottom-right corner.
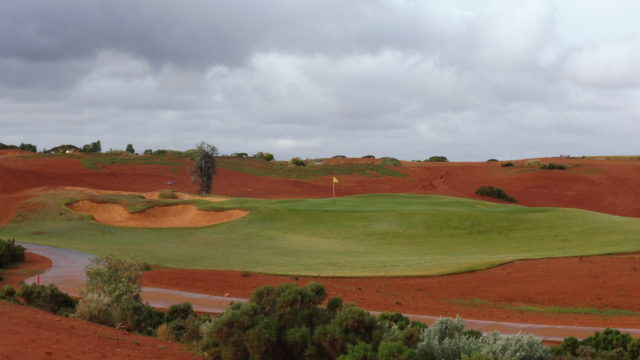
(1, 192), (640, 276)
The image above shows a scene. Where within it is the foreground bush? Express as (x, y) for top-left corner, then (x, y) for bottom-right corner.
(18, 283), (77, 316)
(551, 328), (640, 360)
(475, 186), (517, 203)
(0, 238), (25, 268)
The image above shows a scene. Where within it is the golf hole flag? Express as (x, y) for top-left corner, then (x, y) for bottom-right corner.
(333, 177), (339, 183)
(332, 177), (339, 199)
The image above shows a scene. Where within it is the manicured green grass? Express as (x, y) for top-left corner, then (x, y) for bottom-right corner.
(450, 299), (640, 317)
(2, 192), (640, 276)
(218, 158), (406, 179)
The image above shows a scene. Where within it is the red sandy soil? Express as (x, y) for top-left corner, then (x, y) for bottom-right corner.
(0, 252), (51, 287)
(144, 252), (640, 329)
(0, 301), (200, 360)
(68, 200), (247, 228)
(2, 153), (640, 357)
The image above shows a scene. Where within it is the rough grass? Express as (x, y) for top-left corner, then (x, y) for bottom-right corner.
(81, 154), (187, 170)
(218, 158), (406, 179)
(449, 299), (640, 317)
(2, 192), (640, 276)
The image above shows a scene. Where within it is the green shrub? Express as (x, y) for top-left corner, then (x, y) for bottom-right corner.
(362, 155), (375, 159)
(475, 185), (517, 203)
(486, 159), (498, 162)
(18, 283), (77, 316)
(381, 157), (401, 166)
(540, 163), (568, 170)
(254, 152), (275, 161)
(114, 297), (165, 335)
(0, 238), (26, 268)
(143, 149), (153, 155)
(18, 143), (37, 152)
(333, 155), (347, 159)
(82, 255), (143, 306)
(75, 293), (115, 326)
(0, 285), (17, 302)
(290, 157), (306, 167)
(427, 156), (448, 162)
(158, 190), (178, 199)
(501, 162), (514, 167)
(231, 152), (248, 157)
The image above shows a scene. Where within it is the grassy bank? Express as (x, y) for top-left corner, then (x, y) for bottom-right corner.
(1, 191), (639, 276)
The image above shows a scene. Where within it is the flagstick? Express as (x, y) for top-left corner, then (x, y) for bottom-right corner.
(332, 179), (335, 203)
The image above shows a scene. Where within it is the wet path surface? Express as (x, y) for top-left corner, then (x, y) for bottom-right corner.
(21, 242), (640, 342)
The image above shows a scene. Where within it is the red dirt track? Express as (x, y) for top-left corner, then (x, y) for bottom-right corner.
(2, 153), (640, 358)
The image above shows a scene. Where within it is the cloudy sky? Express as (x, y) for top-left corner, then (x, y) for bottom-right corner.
(1, 0), (639, 160)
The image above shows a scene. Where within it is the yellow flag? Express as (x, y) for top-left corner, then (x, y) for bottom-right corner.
(333, 177), (339, 183)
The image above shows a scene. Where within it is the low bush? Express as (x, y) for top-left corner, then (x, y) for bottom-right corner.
(18, 283), (77, 316)
(540, 163), (568, 170)
(551, 328), (640, 360)
(158, 190), (178, 199)
(427, 156), (449, 162)
(501, 162), (514, 167)
(230, 152), (248, 157)
(381, 157), (401, 166)
(290, 157), (306, 167)
(254, 152), (275, 161)
(486, 159), (498, 162)
(362, 155), (376, 159)
(0, 285), (17, 302)
(333, 155), (347, 159)
(114, 297), (165, 335)
(475, 186), (517, 203)
(0, 238), (26, 268)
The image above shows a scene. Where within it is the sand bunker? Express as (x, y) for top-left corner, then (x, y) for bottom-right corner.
(68, 200), (247, 228)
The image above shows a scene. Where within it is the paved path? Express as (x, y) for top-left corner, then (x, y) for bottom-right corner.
(21, 243), (640, 342)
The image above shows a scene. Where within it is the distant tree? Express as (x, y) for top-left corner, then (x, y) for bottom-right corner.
(81, 140), (102, 153)
(231, 152), (248, 157)
(290, 157), (306, 167)
(0, 143), (18, 150)
(426, 156), (448, 162)
(332, 155), (347, 159)
(125, 144), (135, 154)
(18, 143), (37, 152)
(254, 151), (274, 161)
(143, 149), (153, 155)
(362, 155), (375, 159)
(190, 142), (218, 194)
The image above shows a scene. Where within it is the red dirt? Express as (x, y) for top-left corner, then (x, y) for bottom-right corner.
(0, 252), (52, 287)
(143, 252), (640, 329)
(0, 301), (200, 360)
(2, 154), (640, 357)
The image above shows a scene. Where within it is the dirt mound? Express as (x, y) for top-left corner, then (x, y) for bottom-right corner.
(68, 200), (247, 228)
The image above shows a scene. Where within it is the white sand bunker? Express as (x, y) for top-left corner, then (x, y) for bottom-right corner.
(69, 200), (247, 228)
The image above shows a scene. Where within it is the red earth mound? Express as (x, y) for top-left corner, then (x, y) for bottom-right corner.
(143, 252), (640, 329)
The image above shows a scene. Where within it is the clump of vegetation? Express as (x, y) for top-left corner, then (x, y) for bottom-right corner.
(230, 152), (248, 157)
(551, 328), (640, 360)
(143, 149), (153, 155)
(0, 285), (17, 302)
(501, 162), (514, 167)
(158, 190), (178, 200)
(427, 156), (449, 162)
(0, 238), (25, 268)
(45, 144), (82, 154)
(81, 140), (102, 153)
(333, 155), (347, 159)
(290, 157), (306, 167)
(486, 159), (498, 162)
(253, 151), (275, 161)
(362, 155), (375, 159)
(381, 157), (402, 166)
(526, 160), (541, 167)
(475, 185), (517, 203)
(18, 283), (77, 316)
(125, 144), (135, 154)
(540, 163), (568, 170)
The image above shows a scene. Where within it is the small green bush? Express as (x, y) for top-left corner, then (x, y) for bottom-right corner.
(381, 157), (401, 166)
(158, 190), (178, 199)
(254, 152), (275, 161)
(475, 186), (517, 203)
(18, 283), (77, 316)
(427, 156), (449, 162)
(362, 155), (375, 159)
(0, 238), (26, 268)
(501, 162), (514, 167)
(114, 297), (165, 335)
(0, 285), (17, 302)
(290, 157), (306, 167)
(333, 155), (347, 159)
(231, 152), (248, 157)
(486, 159), (498, 162)
(540, 163), (568, 170)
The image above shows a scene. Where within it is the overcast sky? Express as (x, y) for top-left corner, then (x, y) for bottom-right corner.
(1, 0), (639, 161)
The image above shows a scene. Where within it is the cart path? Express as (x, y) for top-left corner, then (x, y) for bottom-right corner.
(21, 243), (640, 342)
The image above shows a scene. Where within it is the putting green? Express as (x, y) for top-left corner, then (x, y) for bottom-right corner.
(2, 191), (639, 276)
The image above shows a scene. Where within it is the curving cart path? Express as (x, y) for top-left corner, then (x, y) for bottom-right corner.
(21, 243), (640, 343)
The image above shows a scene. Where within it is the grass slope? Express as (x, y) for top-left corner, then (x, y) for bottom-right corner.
(1, 192), (639, 276)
